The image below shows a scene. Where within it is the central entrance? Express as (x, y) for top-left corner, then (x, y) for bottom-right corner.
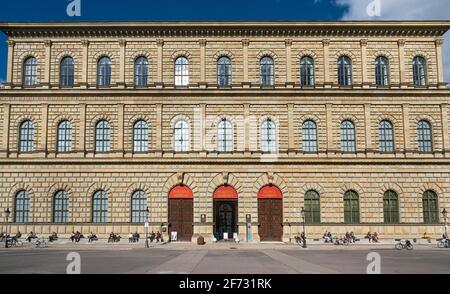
(214, 201), (237, 240)
(213, 185), (238, 241)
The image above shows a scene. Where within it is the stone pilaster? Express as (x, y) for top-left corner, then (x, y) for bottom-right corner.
(364, 104), (372, 153)
(200, 104), (206, 151)
(398, 39), (407, 87)
(81, 40), (89, 88)
(156, 39), (164, 87)
(118, 39), (127, 88)
(435, 38), (446, 88)
(242, 39), (250, 87)
(441, 104), (449, 155)
(43, 40), (52, 88)
(288, 103), (295, 151)
(326, 103), (333, 153)
(360, 39), (369, 87)
(117, 103), (124, 155)
(244, 103), (250, 151)
(402, 104), (411, 154)
(285, 39), (293, 86)
(5, 40), (15, 88)
(199, 39), (207, 87)
(40, 103), (48, 154)
(155, 104), (162, 152)
(323, 39), (331, 87)
(78, 104), (86, 155)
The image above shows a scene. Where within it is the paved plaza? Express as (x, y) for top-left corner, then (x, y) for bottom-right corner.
(0, 242), (449, 274)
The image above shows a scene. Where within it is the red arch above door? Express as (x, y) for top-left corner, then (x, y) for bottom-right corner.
(258, 185), (282, 199)
(169, 185), (193, 199)
(213, 185), (238, 199)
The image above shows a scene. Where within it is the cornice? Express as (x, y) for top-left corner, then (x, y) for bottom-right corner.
(0, 157), (449, 166)
(1, 21), (449, 38)
(1, 88), (450, 98)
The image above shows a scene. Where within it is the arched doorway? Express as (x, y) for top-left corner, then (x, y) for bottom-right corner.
(258, 185), (283, 241)
(168, 185), (193, 241)
(213, 185), (238, 240)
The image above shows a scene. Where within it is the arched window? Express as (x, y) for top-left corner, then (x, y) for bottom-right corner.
(97, 56), (112, 86)
(379, 120), (394, 153)
(23, 57), (38, 86)
(304, 190), (320, 223)
(300, 56), (315, 86)
(60, 56), (75, 87)
(422, 190), (439, 224)
(217, 118), (233, 152)
(134, 56), (149, 87)
(338, 56), (352, 86)
(413, 56), (427, 86)
(217, 56), (232, 86)
(57, 120), (72, 153)
(302, 120), (318, 152)
(344, 190), (360, 224)
(53, 190), (69, 223)
(174, 57), (189, 86)
(133, 120), (149, 153)
(383, 190), (399, 224)
(131, 190), (148, 223)
(261, 118), (277, 152)
(173, 120), (190, 152)
(340, 120), (356, 152)
(417, 120), (432, 152)
(375, 56), (390, 86)
(19, 120), (34, 153)
(92, 190), (108, 223)
(95, 120), (110, 152)
(15, 190), (30, 223)
(260, 56), (274, 86)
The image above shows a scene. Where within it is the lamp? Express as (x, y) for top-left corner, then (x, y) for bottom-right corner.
(442, 208), (448, 239)
(145, 207), (149, 248)
(301, 207), (306, 248)
(4, 208), (11, 248)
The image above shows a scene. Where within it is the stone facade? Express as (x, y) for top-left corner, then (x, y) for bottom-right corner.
(0, 21), (449, 242)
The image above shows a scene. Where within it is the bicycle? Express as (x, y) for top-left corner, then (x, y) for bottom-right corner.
(395, 239), (413, 250)
(35, 238), (47, 248)
(437, 238), (450, 248)
(8, 238), (23, 247)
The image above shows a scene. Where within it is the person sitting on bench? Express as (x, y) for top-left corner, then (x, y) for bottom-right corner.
(155, 231), (163, 243)
(48, 232), (58, 242)
(26, 231), (37, 242)
(88, 232), (97, 243)
(149, 231), (156, 243)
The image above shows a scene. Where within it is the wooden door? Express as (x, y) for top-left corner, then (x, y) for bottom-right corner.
(258, 198), (283, 241)
(169, 198), (193, 241)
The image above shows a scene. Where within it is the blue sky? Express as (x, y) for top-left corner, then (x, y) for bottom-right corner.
(0, 0), (449, 82)
(0, 0), (348, 82)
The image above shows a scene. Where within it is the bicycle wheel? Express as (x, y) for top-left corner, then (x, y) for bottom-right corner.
(16, 240), (23, 247)
(406, 244), (413, 250)
(395, 243), (403, 250)
(438, 241), (445, 248)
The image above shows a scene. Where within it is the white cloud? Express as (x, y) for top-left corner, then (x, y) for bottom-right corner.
(335, 0), (450, 83)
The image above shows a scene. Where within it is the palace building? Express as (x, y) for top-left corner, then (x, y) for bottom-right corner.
(0, 21), (449, 242)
